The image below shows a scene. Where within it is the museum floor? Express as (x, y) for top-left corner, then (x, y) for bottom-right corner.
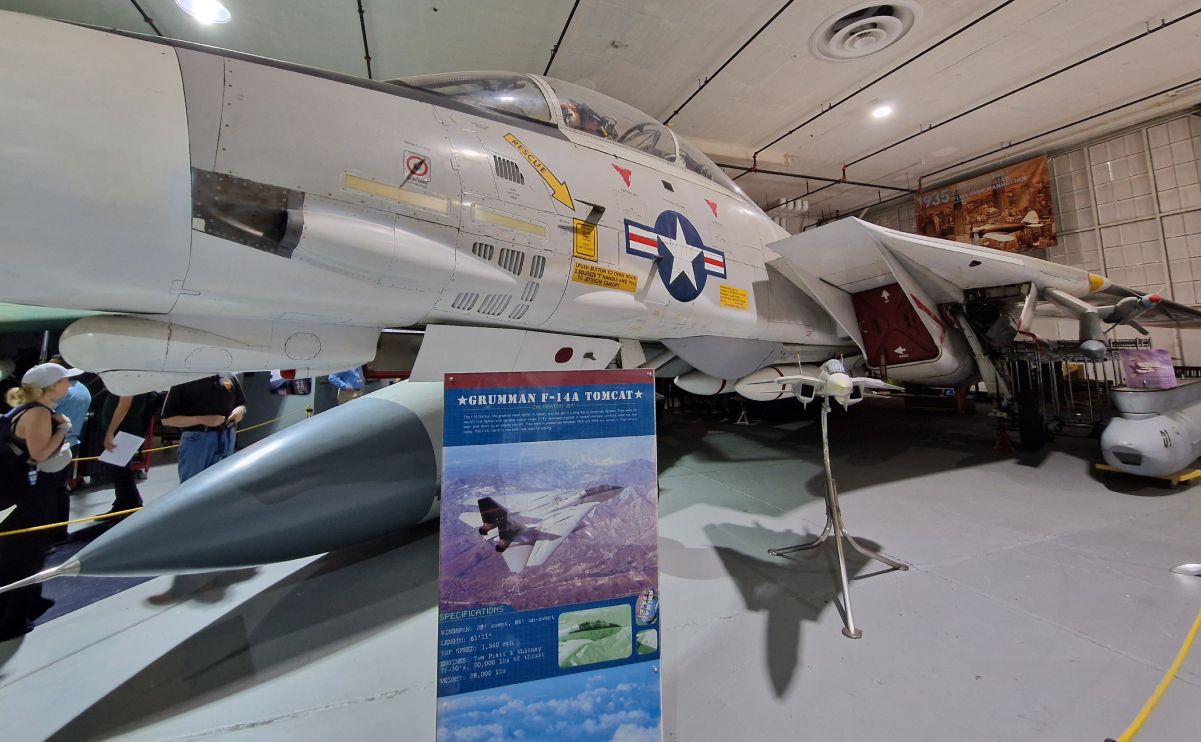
(0, 398), (1198, 741)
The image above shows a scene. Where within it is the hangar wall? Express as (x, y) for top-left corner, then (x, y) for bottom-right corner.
(861, 110), (1201, 364)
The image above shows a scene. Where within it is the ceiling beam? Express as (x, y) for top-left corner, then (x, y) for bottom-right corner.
(663, 0), (795, 125)
(544, 0), (582, 76)
(127, 0), (163, 37)
(921, 75), (1201, 185)
(356, 0), (373, 80)
(753, 0), (1017, 158)
(845, 6), (1201, 173)
(715, 163), (913, 194)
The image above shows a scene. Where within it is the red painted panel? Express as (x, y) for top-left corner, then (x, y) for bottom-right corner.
(851, 283), (938, 367)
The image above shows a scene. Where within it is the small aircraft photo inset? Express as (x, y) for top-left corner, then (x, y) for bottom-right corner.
(971, 209), (1043, 245)
(458, 485), (626, 572)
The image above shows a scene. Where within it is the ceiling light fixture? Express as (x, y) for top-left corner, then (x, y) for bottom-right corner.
(175, 0), (232, 25)
(871, 101), (893, 119)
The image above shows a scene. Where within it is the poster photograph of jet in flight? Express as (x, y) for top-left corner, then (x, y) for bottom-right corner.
(440, 436), (658, 614)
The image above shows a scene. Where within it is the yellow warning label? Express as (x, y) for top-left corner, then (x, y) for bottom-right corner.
(573, 219), (598, 261)
(504, 133), (575, 211)
(719, 284), (749, 310)
(572, 262), (637, 293)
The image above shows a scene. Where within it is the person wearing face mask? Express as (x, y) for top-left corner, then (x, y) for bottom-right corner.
(0, 362), (81, 641)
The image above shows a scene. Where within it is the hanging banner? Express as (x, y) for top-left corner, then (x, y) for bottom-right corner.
(438, 369), (662, 741)
(914, 155), (1057, 253)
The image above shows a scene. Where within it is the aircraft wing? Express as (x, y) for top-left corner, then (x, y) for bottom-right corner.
(1089, 284), (1201, 327)
(766, 218), (1201, 353)
(851, 377), (905, 392)
(524, 501), (600, 569)
(980, 232), (1016, 242)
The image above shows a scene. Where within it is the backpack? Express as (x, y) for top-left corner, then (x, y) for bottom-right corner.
(0, 403), (40, 511)
(0, 403), (38, 463)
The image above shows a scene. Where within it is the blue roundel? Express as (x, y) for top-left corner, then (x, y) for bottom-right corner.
(654, 210), (708, 303)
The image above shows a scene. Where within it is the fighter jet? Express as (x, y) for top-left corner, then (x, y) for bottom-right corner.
(560, 619), (624, 641)
(458, 485), (626, 573)
(3, 10), (1201, 584)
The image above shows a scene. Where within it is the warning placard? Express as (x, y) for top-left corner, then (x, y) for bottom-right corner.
(573, 220), (598, 261)
(572, 262), (637, 293)
(404, 151), (430, 183)
(719, 284), (748, 310)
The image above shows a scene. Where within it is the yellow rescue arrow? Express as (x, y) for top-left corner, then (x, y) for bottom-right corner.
(504, 133), (575, 211)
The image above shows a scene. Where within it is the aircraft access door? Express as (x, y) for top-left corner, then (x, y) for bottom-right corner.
(852, 283), (938, 367)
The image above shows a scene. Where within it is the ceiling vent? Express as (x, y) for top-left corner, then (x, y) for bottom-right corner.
(810, 2), (919, 62)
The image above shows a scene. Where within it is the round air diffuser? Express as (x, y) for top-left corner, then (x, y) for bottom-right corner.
(810, 2), (920, 62)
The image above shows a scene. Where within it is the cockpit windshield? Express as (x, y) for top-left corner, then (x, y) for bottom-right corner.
(397, 71), (741, 195)
(397, 72), (553, 123)
(544, 78), (740, 193)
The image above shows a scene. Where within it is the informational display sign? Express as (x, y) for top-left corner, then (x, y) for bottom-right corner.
(438, 369), (662, 741)
(914, 155), (1057, 253)
(1119, 348), (1177, 389)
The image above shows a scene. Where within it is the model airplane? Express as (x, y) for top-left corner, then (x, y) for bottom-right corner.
(2, 10), (1200, 586)
(459, 485), (626, 573)
(750, 359), (903, 408)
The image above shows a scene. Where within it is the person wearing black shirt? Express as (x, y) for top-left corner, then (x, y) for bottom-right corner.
(160, 374), (247, 483)
(100, 392), (156, 514)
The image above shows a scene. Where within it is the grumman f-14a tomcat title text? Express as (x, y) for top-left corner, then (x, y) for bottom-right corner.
(2, 11), (1197, 581)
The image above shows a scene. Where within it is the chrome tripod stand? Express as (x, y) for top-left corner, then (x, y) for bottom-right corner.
(768, 396), (909, 638)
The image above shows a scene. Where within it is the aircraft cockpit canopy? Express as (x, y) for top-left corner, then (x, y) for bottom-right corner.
(396, 71), (554, 123)
(397, 71), (740, 194)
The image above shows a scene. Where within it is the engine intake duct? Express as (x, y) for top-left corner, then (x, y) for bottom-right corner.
(192, 167), (304, 257)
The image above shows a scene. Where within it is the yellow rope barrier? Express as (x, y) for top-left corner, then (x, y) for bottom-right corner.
(1106, 601), (1201, 742)
(0, 406), (317, 538)
(0, 507), (142, 538)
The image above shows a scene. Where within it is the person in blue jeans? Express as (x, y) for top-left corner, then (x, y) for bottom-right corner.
(152, 374), (250, 603)
(160, 374), (246, 483)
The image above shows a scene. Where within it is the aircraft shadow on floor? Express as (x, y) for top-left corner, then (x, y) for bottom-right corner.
(659, 402), (1009, 514)
(698, 523), (892, 698)
(46, 522), (440, 742)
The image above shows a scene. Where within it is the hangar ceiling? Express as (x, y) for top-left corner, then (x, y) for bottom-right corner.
(4, 0), (1201, 224)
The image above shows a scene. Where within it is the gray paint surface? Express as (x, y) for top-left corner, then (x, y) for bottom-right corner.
(77, 396), (438, 574)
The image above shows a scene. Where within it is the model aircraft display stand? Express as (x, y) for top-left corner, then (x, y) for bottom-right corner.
(1094, 462), (1201, 488)
(768, 396), (909, 638)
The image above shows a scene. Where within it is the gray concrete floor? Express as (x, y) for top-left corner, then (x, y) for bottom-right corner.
(0, 399), (1199, 741)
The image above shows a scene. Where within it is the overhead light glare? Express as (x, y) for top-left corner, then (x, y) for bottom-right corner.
(871, 102), (893, 119)
(175, 0), (232, 25)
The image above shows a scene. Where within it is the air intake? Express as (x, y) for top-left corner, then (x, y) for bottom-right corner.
(810, 2), (919, 62)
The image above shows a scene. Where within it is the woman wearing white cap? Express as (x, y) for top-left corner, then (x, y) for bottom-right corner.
(0, 362), (80, 641)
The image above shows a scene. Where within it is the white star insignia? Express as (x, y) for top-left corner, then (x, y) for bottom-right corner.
(458, 396), (467, 405)
(659, 220), (701, 288)
(635, 390), (643, 399)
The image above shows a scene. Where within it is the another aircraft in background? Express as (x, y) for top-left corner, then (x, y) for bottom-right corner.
(971, 209), (1043, 245)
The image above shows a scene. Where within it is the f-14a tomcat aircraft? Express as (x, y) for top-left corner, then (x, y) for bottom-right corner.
(459, 486), (626, 573)
(2, 10), (1199, 584)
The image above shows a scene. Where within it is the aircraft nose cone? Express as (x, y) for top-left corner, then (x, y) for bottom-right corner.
(76, 384), (444, 575)
(825, 373), (853, 399)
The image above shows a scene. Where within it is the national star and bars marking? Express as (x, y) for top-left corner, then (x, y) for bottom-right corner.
(624, 216), (726, 280)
